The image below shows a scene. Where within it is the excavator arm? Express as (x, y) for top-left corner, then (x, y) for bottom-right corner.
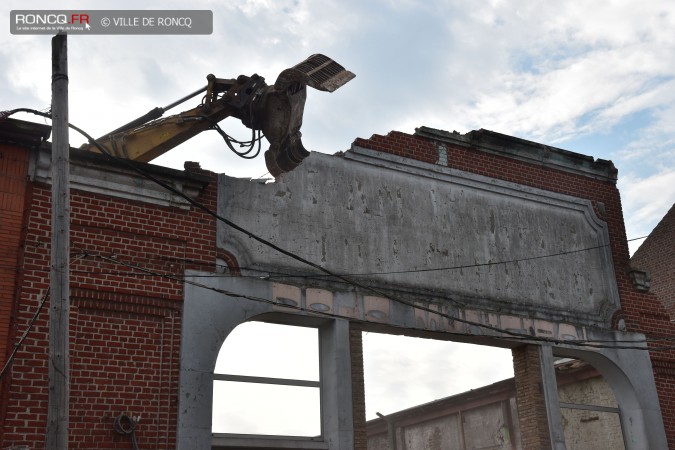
(82, 54), (354, 176)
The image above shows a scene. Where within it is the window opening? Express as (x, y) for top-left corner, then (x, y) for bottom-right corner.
(212, 321), (321, 437)
(363, 332), (517, 450)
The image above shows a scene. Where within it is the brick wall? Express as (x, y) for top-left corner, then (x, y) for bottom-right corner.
(512, 345), (551, 450)
(557, 373), (625, 449)
(0, 153), (217, 449)
(0, 144), (31, 430)
(2, 128), (673, 448)
(630, 203), (675, 318)
(354, 130), (675, 448)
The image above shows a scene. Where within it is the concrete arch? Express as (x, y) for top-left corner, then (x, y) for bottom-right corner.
(177, 273), (667, 450)
(554, 343), (667, 450)
(177, 277), (355, 450)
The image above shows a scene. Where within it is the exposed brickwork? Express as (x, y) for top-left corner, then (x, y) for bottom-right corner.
(0, 144), (31, 437)
(631, 203), (675, 318)
(216, 248), (241, 276)
(349, 324), (367, 450)
(354, 130), (675, 448)
(0, 148), (217, 449)
(512, 345), (551, 450)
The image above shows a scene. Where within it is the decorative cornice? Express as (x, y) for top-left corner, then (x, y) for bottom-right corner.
(31, 144), (211, 209)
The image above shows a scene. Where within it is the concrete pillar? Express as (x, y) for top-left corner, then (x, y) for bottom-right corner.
(539, 345), (566, 450)
(512, 344), (566, 450)
(349, 324), (368, 450)
(320, 319), (355, 450)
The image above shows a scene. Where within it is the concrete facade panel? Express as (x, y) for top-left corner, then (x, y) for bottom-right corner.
(218, 150), (618, 325)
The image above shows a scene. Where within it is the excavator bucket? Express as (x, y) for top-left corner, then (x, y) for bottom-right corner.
(274, 54), (355, 92)
(263, 54), (355, 176)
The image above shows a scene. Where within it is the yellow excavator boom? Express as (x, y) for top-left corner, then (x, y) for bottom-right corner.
(81, 54), (354, 176)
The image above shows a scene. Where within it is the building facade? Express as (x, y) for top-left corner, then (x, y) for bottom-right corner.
(1, 119), (674, 449)
(1, 117), (217, 448)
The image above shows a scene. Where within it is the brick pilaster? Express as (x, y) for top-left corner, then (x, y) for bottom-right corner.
(512, 345), (552, 450)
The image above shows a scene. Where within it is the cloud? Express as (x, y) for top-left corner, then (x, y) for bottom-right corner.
(363, 332), (513, 418)
(3, 0), (675, 433)
(618, 99), (675, 167)
(619, 169), (675, 250)
(215, 322), (319, 380)
(213, 381), (321, 435)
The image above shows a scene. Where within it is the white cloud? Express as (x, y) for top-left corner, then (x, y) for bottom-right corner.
(618, 99), (675, 165)
(363, 332), (514, 419)
(619, 169), (675, 243)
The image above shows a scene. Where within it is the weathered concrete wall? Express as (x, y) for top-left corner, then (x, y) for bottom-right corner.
(218, 149), (618, 326)
(197, 130), (670, 449)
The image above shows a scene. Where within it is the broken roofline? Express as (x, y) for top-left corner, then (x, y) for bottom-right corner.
(352, 126), (617, 184)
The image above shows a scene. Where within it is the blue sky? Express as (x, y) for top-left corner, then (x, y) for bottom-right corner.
(3, 0), (673, 246)
(3, 0), (674, 432)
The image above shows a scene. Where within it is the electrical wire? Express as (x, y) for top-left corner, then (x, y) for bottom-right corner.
(0, 288), (50, 380)
(7, 255), (675, 344)
(113, 414), (140, 450)
(8, 249), (675, 346)
(0, 252), (86, 380)
(3, 108), (673, 352)
(84, 250), (675, 350)
(249, 244), (612, 279)
(0, 238), (651, 281)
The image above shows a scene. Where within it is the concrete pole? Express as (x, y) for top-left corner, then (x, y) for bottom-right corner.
(539, 345), (567, 450)
(47, 32), (70, 450)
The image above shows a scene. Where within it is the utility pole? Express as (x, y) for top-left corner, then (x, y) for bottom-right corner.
(47, 32), (70, 450)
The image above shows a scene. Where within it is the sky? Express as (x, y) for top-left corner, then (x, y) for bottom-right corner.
(3, 0), (675, 435)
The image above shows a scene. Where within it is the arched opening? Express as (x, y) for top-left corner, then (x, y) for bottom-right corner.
(212, 321), (322, 438)
(552, 345), (662, 450)
(179, 276), (666, 450)
(554, 358), (625, 449)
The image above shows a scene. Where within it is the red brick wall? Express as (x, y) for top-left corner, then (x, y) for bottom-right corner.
(0, 144), (31, 429)
(2, 130), (672, 448)
(354, 130), (675, 448)
(0, 156), (217, 449)
(512, 345), (552, 450)
(623, 205), (675, 439)
(631, 203), (675, 318)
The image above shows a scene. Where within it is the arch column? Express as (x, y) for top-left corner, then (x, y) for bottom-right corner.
(512, 344), (566, 450)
